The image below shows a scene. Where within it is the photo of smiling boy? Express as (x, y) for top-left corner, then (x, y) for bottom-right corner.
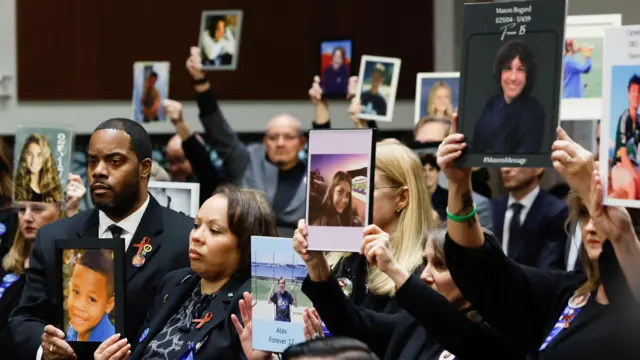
(64, 249), (116, 342)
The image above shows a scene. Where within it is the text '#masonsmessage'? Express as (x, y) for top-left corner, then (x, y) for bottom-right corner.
(483, 157), (527, 166)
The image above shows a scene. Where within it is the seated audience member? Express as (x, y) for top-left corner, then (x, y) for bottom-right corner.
(294, 224), (523, 360)
(150, 161), (171, 182)
(0, 175), (85, 355)
(94, 184), (278, 360)
(7, 119), (193, 360)
(492, 167), (567, 270)
(421, 153), (448, 222)
(326, 142), (439, 314)
(164, 99), (225, 206)
(437, 124), (640, 358)
(0, 138), (17, 260)
(185, 47), (305, 237)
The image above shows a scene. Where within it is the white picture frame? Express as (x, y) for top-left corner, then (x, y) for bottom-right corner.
(414, 72), (460, 124)
(198, 10), (244, 71)
(561, 14), (622, 121)
(355, 55), (402, 122)
(148, 181), (200, 217)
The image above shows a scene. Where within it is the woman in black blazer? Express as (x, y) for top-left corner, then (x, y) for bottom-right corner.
(436, 126), (640, 359)
(292, 221), (524, 360)
(94, 185), (279, 360)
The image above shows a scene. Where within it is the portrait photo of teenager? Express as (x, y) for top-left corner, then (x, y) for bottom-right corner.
(132, 62), (170, 123)
(356, 55), (401, 122)
(414, 72), (459, 124)
(199, 10), (243, 70)
(319, 39), (353, 97)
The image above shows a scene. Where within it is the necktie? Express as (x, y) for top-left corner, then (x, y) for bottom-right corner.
(109, 224), (123, 239)
(507, 203), (523, 257)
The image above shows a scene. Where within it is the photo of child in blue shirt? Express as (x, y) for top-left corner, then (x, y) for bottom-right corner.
(64, 249), (116, 342)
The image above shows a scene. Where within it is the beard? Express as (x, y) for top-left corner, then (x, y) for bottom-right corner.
(91, 170), (141, 219)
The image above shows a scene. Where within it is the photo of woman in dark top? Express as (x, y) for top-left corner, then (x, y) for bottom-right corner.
(471, 39), (546, 154)
(437, 123), (640, 359)
(321, 46), (350, 96)
(14, 134), (62, 204)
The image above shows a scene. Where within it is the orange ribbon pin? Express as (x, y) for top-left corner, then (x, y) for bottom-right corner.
(192, 312), (213, 329)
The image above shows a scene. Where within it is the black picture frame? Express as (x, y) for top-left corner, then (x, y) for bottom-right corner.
(455, 0), (567, 168)
(318, 38), (355, 99)
(54, 238), (126, 357)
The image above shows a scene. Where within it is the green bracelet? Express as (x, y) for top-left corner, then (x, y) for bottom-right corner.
(446, 204), (477, 222)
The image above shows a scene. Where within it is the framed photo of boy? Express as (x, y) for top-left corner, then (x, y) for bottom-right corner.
(355, 55), (401, 122)
(54, 238), (125, 355)
(199, 10), (243, 71)
(148, 181), (200, 217)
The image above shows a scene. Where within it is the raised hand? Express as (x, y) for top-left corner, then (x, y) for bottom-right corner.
(293, 219), (331, 281)
(41, 325), (76, 360)
(64, 174), (86, 217)
(347, 97), (367, 129)
(94, 334), (131, 360)
(589, 163), (634, 244)
(436, 114), (471, 186)
(347, 76), (358, 100)
(360, 225), (396, 273)
(162, 99), (184, 125)
(551, 127), (595, 202)
(308, 76), (323, 105)
(303, 308), (324, 340)
(231, 292), (274, 360)
(185, 46), (205, 80)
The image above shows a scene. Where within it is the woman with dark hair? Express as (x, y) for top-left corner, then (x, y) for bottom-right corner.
(312, 171), (361, 227)
(471, 39), (546, 154)
(94, 184), (280, 360)
(14, 134), (62, 203)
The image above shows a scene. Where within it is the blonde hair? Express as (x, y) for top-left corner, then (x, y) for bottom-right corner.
(14, 134), (62, 204)
(326, 142), (438, 296)
(2, 205), (65, 274)
(565, 191), (600, 296)
(427, 81), (453, 117)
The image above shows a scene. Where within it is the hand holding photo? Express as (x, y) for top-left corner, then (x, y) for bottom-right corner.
(414, 72), (459, 124)
(13, 126), (73, 204)
(251, 236), (311, 353)
(148, 181), (200, 217)
(456, 0), (567, 168)
(599, 25), (640, 208)
(133, 62), (170, 123)
(306, 129), (375, 252)
(319, 39), (353, 98)
(199, 10), (243, 71)
(356, 55), (401, 122)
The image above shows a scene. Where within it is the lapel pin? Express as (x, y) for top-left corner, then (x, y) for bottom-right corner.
(132, 253), (146, 267)
(132, 237), (151, 268)
(228, 292), (233, 298)
(192, 312), (213, 329)
(163, 294), (168, 304)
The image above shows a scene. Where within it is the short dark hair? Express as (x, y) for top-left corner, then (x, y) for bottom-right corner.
(207, 15), (226, 33)
(332, 46), (346, 59)
(213, 184), (278, 277)
(549, 182), (570, 200)
(77, 249), (115, 295)
(282, 337), (379, 360)
(278, 277), (285, 284)
(628, 75), (640, 91)
(420, 153), (439, 170)
(494, 39), (537, 97)
(93, 118), (153, 164)
(148, 71), (158, 79)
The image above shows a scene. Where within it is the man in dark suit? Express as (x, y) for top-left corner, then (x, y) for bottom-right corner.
(6, 118), (193, 360)
(492, 167), (567, 270)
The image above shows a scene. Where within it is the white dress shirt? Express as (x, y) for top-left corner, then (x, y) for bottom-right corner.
(502, 186), (540, 254)
(35, 195), (150, 360)
(567, 221), (582, 271)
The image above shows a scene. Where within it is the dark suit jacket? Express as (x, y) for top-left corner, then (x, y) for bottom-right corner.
(303, 274), (524, 360)
(492, 190), (567, 270)
(130, 269), (249, 360)
(5, 195), (193, 359)
(0, 268), (26, 355)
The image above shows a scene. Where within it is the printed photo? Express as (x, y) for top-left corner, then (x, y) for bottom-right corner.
(305, 129), (375, 252)
(133, 62), (170, 123)
(561, 14), (621, 121)
(148, 181), (200, 217)
(13, 126), (73, 204)
(320, 39), (353, 97)
(457, 0), (566, 168)
(356, 55), (401, 122)
(251, 236), (311, 353)
(62, 249), (116, 342)
(307, 154), (369, 227)
(414, 72), (459, 124)
(199, 10), (243, 71)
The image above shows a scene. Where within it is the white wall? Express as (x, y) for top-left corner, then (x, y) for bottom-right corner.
(0, 0), (456, 135)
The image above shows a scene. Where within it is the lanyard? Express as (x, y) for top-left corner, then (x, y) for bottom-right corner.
(0, 273), (19, 300)
(539, 293), (589, 351)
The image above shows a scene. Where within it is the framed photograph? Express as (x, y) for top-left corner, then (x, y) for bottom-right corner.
(199, 10), (243, 71)
(561, 14), (622, 121)
(305, 129), (375, 252)
(54, 238), (125, 356)
(355, 55), (401, 122)
(414, 72), (460, 124)
(319, 38), (354, 99)
(456, 0), (567, 168)
(148, 181), (200, 217)
(13, 126), (73, 204)
(251, 236), (311, 352)
(599, 25), (640, 208)
(132, 61), (170, 123)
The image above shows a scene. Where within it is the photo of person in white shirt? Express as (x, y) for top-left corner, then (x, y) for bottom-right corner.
(199, 11), (243, 70)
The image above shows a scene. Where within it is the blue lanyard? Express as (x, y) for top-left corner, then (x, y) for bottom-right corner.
(178, 342), (195, 360)
(539, 293), (589, 351)
(0, 273), (19, 300)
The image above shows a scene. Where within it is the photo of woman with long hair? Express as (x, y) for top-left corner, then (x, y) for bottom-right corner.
(427, 80), (454, 117)
(14, 134), (62, 204)
(312, 171), (362, 227)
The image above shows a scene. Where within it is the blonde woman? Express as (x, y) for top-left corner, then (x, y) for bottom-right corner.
(315, 142), (439, 314)
(427, 81), (453, 118)
(0, 175), (85, 344)
(14, 134), (62, 204)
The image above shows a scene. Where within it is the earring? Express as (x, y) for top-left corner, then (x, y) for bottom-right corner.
(396, 208), (402, 214)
